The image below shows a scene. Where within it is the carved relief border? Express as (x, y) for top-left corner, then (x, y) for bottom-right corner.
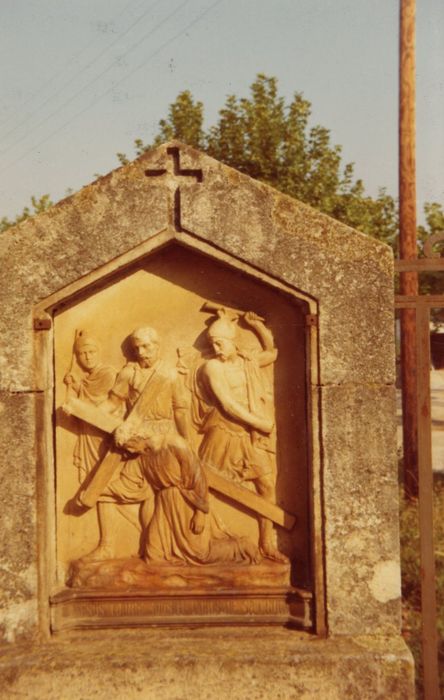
(33, 224), (324, 636)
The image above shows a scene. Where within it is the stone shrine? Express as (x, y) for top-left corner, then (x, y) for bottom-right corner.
(0, 142), (414, 698)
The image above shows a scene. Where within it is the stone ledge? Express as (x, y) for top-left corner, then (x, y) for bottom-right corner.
(0, 629), (414, 699)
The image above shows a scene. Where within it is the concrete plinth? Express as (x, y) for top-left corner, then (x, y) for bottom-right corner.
(0, 628), (414, 700)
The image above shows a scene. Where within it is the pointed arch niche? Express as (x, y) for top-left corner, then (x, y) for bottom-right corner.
(34, 229), (323, 634)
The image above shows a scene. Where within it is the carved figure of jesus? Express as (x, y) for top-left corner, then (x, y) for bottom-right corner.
(114, 432), (259, 564)
(82, 325), (192, 560)
(79, 326), (258, 565)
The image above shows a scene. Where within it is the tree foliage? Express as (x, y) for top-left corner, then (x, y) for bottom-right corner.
(2, 74), (441, 255)
(400, 481), (444, 696)
(418, 201), (444, 246)
(0, 194), (53, 233)
(417, 202), (444, 302)
(120, 74), (399, 245)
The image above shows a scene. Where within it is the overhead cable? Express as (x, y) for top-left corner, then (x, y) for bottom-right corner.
(1, 0), (224, 175)
(0, 0), (182, 152)
(0, 0), (154, 130)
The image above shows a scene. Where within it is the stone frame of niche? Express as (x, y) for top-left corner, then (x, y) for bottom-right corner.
(33, 227), (324, 637)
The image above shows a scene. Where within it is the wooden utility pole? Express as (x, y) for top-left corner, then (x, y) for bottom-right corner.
(399, 2), (440, 695)
(399, 0), (418, 498)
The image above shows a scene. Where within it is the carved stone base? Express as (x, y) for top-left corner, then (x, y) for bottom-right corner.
(67, 556), (291, 589)
(0, 630), (415, 700)
(51, 558), (312, 632)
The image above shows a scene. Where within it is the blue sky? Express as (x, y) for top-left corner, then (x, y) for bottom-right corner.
(0, 0), (443, 224)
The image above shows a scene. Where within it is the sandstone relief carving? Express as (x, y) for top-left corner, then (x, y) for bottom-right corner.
(63, 331), (117, 483)
(61, 307), (296, 588)
(191, 306), (288, 563)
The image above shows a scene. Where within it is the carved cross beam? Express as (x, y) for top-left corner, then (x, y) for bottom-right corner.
(145, 146), (203, 232)
(65, 396), (296, 530)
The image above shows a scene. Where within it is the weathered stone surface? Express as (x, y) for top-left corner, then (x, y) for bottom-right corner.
(321, 384), (401, 635)
(67, 557), (290, 590)
(179, 147), (395, 387)
(0, 629), (414, 700)
(0, 392), (38, 642)
(0, 142), (413, 697)
(0, 163), (167, 391)
(0, 142), (394, 390)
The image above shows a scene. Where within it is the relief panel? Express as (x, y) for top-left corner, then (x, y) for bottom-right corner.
(52, 244), (312, 629)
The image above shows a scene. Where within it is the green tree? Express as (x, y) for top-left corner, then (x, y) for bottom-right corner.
(117, 91), (204, 166)
(417, 202), (444, 311)
(121, 74), (399, 245)
(2, 74), (441, 253)
(418, 201), (444, 247)
(0, 194), (53, 233)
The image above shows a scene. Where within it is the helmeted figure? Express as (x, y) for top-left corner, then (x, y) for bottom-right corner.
(197, 309), (287, 563)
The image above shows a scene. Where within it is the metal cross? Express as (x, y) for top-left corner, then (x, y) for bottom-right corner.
(145, 146), (203, 231)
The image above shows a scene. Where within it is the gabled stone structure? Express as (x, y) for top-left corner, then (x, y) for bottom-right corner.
(0, 142), (413, 698)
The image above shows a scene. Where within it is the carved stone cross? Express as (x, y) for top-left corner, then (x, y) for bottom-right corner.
(145, 146), (203, 231)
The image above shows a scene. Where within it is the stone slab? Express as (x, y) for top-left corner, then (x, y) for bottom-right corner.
(320, 384), (401, 635)
(0, 391), (39, 643)
(66, 558), (292, 590)
(51, 560), (312, 633)
(0, 629), (414, 700)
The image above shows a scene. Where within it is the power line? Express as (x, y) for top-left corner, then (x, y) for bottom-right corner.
(0, 0), (166, 145)
(1, 0), (224, 175)
(0, 0), (188, 156)
(0, 0), (148, 129)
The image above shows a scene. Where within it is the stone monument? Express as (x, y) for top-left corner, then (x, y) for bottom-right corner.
(0, 142), (414, 698)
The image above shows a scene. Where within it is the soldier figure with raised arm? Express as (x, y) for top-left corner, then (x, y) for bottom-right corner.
(198, 309), (287, 563)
